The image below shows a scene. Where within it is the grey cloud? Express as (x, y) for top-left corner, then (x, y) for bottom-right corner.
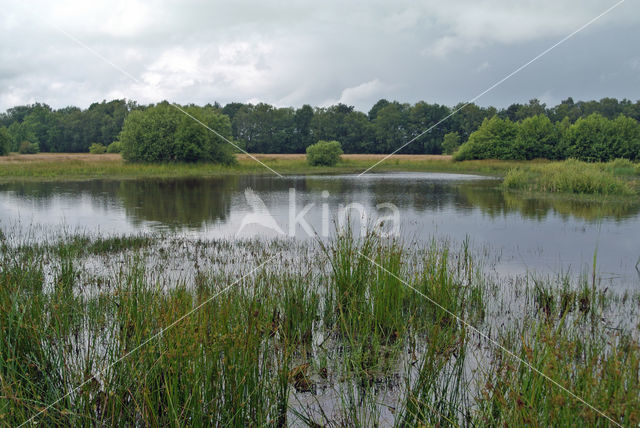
(1, 0), (638, 112)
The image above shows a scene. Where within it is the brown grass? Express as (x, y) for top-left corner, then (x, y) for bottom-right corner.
(0, 152), (452, 164)
(236, 153), (452, 161)
(0, 153), (122, 163)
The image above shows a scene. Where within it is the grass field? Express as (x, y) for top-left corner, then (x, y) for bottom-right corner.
(0, 152), (519, 180)
(0, 153), (638, 197)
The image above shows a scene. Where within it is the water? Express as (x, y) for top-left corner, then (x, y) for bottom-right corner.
(1, 172), (639, 289)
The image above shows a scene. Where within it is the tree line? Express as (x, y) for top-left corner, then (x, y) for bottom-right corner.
(1, 97), (639, 159)
(455, 113), (640, 162)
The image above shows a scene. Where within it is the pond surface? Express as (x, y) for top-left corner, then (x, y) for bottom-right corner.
(1, 172), (639, 289)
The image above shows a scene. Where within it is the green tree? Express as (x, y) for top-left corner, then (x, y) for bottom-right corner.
(564, 113), (613, 162)
(306, 140), (343, 166)
(454, 116), (518, 160)
(441, 132), (461, 154)
(609, 115), (640, 161)
(7, 121), (37, 152)
(311, 104), (372, 153)
(513, 114), (559, 159)
(120, 102), (235, 163)
(373, 102), (411, 153)
(409, 102), (450, 154)
(0, 127), (10, 156)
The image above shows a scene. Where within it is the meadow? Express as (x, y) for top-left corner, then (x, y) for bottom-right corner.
(0, 228), (638, 426)
(1, 153), (639, 198)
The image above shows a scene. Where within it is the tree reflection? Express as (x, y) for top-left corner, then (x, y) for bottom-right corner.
(116, 177), (236, 227)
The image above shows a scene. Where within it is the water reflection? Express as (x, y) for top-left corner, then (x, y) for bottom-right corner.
(117, 178), (236, 227)
(1, 174), (638, 227)
(1, 173), (639, 288)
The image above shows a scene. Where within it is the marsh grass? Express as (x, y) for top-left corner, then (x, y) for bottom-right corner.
(503, 159), (637, 196)
(0, 153), (528, 182)
(0, 230), (638, 426)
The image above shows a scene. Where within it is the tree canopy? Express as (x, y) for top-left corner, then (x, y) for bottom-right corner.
(1, 96), (639, 161)
(120, 102), (236, 163)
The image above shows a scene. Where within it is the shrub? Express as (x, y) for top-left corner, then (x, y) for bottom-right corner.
(453, 116), (518, 161)
(564, 114), (613, 162)
(107, 141), (122, 153)
(120, 102), (236, 164)
(0, 127), (10, 156)
(18, 141), (39, 154)
(513, 115), (560, 160)
(441, 132), (460, 155)
(306, 140), (343, 166)
(89, 143), (107, 154)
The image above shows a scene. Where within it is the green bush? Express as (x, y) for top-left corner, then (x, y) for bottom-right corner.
(453, 116), (518, 161)
(0, 127), (10, 156)
(120, 102), (236, 164)
(89, 143), (107, 154)
(441, 132), (460, 155)
(513, 114), (560, 160)
(306, 140), (343, 166)
(107, 141), (122, 153)
(18, 141), (39, 154)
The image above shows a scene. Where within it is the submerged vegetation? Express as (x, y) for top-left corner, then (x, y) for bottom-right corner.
(0, 229), (638, 426)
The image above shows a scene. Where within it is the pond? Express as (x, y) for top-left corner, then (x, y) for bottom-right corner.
(1, 172), (639, 289)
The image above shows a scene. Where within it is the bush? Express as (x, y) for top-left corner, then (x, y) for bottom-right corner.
(107, 141), (122, 153)
(0, 127), (10, 156)
(120, 102), (236, 164)
(18, 141), (39, 154)
(513, 115), (560, 160)
(453, 116), (518, 161)
(89, 143), (107, 154)
(306, 140), (343, 166)
(441, 132), (460, 155)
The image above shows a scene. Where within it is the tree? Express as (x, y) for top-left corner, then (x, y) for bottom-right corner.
(564, 113), (613, 162)
(454, 116), (518, 160)
(513, 114), (559, 160)
(409, 102), (450, 154)
(294, 104), (314, 151)
(373, 102), (411, 153)
(609, 115), (640, 161)
(306, 140), (343, 166)
(0, 127), (10, 156)
(441, 132), (461, 154)
(7, 122), (37, 152)
(368, 99), (390, 121)
(120, 102), (235, 163)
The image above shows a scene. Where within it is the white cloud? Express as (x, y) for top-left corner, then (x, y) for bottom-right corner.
(338, 79), (388, 106)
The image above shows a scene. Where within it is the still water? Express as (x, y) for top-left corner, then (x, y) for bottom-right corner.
(1, 172), (639, 289)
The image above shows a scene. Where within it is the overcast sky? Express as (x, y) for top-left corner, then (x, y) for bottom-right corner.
(1, 0), (639, 112)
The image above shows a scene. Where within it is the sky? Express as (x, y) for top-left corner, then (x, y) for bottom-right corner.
(1, 0), (639, 113)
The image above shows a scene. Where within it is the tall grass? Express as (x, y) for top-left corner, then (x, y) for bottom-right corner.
(0, 231), (638, 426)
(503, 159), (636, 196)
